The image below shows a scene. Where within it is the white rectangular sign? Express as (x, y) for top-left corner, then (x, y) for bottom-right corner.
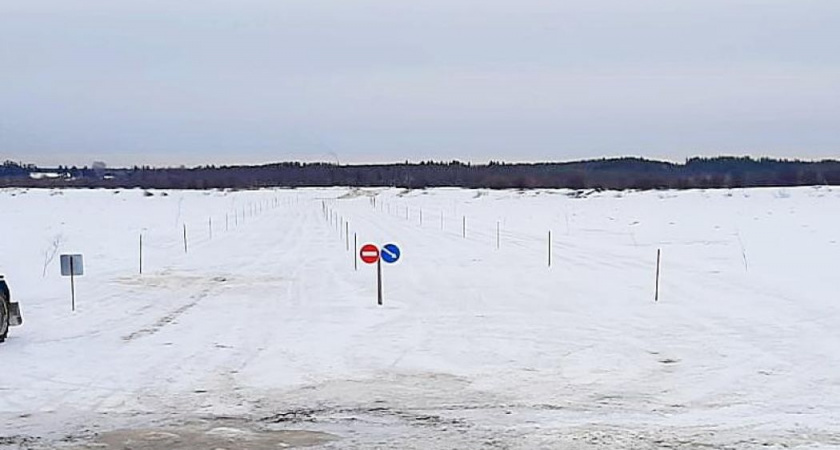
(60, 254), (84, 276)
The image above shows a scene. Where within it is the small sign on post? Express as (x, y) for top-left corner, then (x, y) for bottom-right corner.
(60, 254), (84, 311)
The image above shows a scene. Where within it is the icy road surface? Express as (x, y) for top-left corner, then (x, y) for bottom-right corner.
(0, 186), (838, 449)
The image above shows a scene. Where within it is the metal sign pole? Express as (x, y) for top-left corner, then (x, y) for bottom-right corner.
(70, 258), (76, 312)
(377, 258), (383, 306)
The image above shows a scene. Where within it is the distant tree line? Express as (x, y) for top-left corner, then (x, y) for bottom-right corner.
(2, 156), (840, 190)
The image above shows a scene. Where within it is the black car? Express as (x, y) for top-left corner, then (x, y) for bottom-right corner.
(0, 275), (23, 342)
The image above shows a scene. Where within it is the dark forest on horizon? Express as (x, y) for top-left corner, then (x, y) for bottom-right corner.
(2, 156), (840, 190)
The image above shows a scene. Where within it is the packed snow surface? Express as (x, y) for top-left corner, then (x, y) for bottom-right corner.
(0, 186), (838, 449)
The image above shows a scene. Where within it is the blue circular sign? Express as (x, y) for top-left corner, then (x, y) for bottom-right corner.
(381, 243), (401, 264)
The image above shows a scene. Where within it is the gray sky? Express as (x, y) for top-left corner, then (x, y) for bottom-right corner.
(1, 0), (839, 167)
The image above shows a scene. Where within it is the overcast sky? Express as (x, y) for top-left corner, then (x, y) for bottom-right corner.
(1, 0), (839, 167)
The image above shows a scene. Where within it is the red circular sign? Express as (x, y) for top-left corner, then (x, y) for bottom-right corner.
(359, 244), (380, 264)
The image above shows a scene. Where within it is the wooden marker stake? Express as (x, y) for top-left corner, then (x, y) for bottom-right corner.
(548, 230), (552, 267)
(655, 249), (661, 302)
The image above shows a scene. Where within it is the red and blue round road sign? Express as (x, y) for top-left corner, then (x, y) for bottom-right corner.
(360, 244), (380, 264)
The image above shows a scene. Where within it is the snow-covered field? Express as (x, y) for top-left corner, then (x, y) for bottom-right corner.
(1, 186), (839, 449)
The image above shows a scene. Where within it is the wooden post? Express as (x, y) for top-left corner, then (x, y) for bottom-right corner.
(354, 233), (358, 271)
(183, 224), (188, 254)
(377, 257), (383, 306)
(462, 216), (466, 238)
(345, 222), (350, 251)
(655, 248), (661, 302)
(548, 230), (552, 267)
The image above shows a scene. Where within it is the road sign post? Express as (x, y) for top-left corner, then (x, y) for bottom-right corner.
(360, 243), (401, 306)
(377, 258), (383, 305)
(60, 254), (84, 312)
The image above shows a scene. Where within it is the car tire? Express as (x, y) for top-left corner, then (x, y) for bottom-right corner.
(0, 292), (9, 342)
